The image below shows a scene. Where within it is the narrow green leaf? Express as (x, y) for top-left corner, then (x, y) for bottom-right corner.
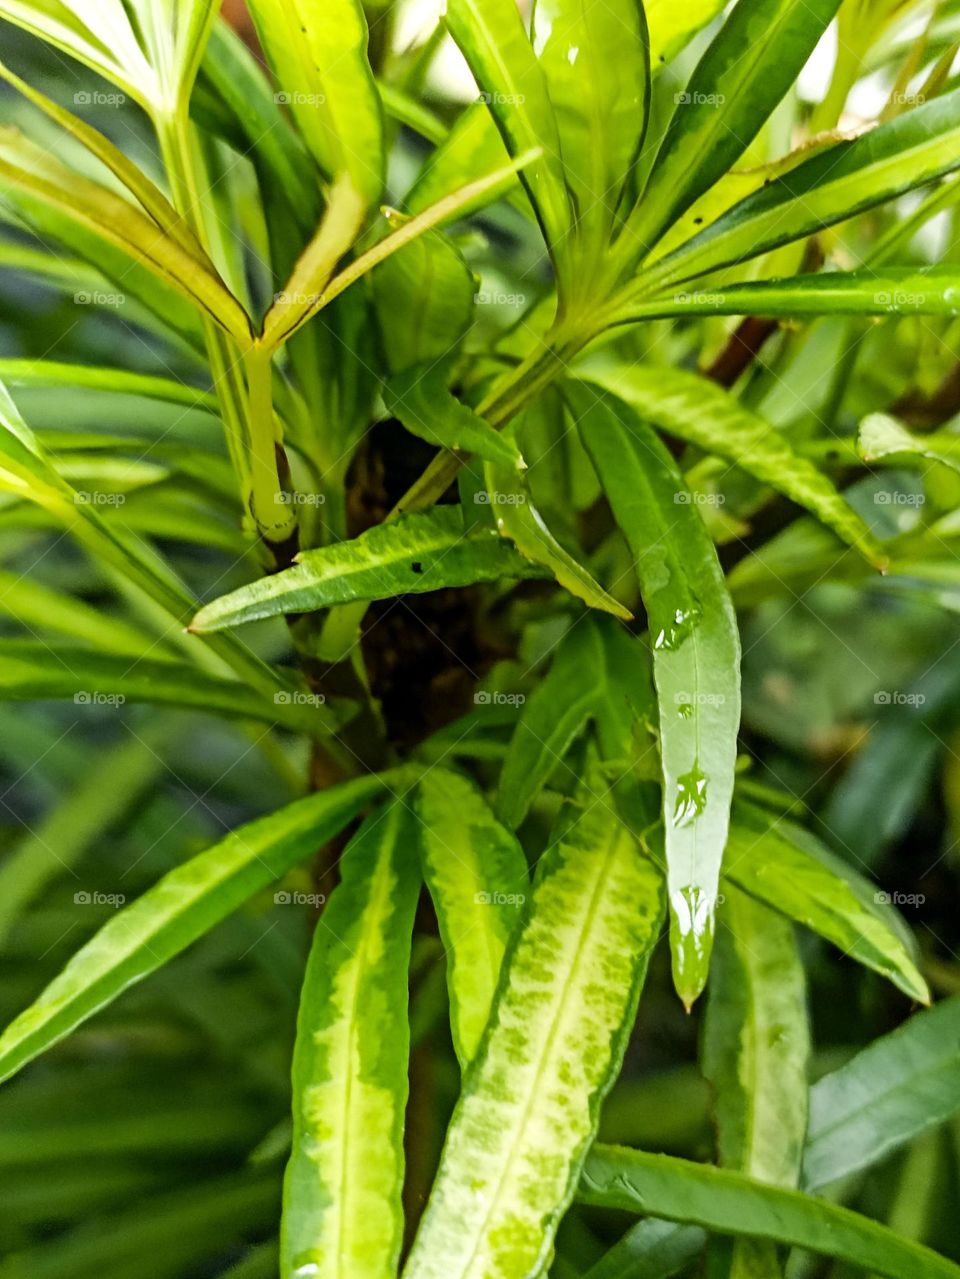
(858, 411), (960, 476)
(0, 772), (392, 1084)
(624, 0), (840, 259)
(404, 101), (516, 217)
(190, 507), (547, 632)
(614, 268), (960, 323)
(702, 885), (809, 1277)
(0, 129), (250, 343)
(280, 800), (420, 1279)
(417, 768), (529, 1065)
(639, 89), (960, 291)
(0, 639), (340, 735)
(0, 570), (153, 656)
(575, 386), (740, 1008)
(803, 995), (960, 1190)
(484, 456), (632, 621)
(403, 786), (665, 1279)
(445, 0), (573, 276)
(724, 800), (929, 1003)
(578, 367), (887, 569)
(384, 364), (524, 470)
(0, 360), (217, 412)
(579, 1146), (960, 1279)
(531, 0), (650, 248)
(584, 1219), (705, 1279)
(245, 0), (384, 204)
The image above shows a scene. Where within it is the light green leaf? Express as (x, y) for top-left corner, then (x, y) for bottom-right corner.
(858, 411), (960, 476)
(0, 360), (217, 412)
(579, 366), (887, 569)
(190, 507), (548, 632)
(724, 800), (929, 1003)
(579, 1146), (960, 1279)
(623, 0), (840, 260)
(403, 786), (664, 1279)
(417, 768), (529, 1065)
(0, 640), (340, 735)
(404, 101), (517, 218)
(0, 772), (393, 1084)
(575, 386), (741, 1009)
(445, 0), (573, 278)
(803, 995), (960, 1190)
(702, 885), (809, 1277)
(638, 89), (960, 291)
(245, 0), (384, 204)
(0, 129), (250, 343)
(483, 456), (632, 621)
(645, 0), (726, 66)
(384, 364), (523, 471)
(371, 232), (476, 375)
(280, 800), (420, 1279)
(531, 0), (649, 251)
(614, 268), (960, 323)
(0, 570), (153, 656)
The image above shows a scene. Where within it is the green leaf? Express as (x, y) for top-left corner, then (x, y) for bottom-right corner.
(0, 129), (250, 343)
(579, 1146), (960, 1279)
(578, 367), (887, 569)
(404, 101), (516, 217)
(0, 640), (340, 735)
(0, 772), (392, 1084)
(583, 1219), (705, 1279)
(645, 0), (726, 66)
(384, 364), (524, 470)
(497, 615), (656, 829)
(614, 268), (960, 322)
(575, 386), (740, 1009)
(858, 411), (960, 476)
(803, 996), (960, 1190)
(638, 88), (960, 291)
(0, 360), (217, 413)
(445, 0), (573, 278)
(531, 0), (650, 250)
(403, 786), (664, 1279)
(280, 799), (420, 1279)
(245, 0), (384, 205)
(623, 0), (841, 259)
(417, 768), (529, 1065)
(189, 507), (547, 632)
(702, 885), (809, 1277)
(724, 800), (929, 1003)
(483, 456), (632, 620)
(0, 570), (153, 656)
(371, 233), (476, 375)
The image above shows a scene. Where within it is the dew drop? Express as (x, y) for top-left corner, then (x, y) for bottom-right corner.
(654, 606), (701, 651)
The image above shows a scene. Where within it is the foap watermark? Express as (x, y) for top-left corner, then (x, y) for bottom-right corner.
(874, 290), (927, 308)
(74, 491), (126, 507)
(875, 890), (925, 907)
(275, 91), (326, 107)
(474, 290), (526, 307)
(475, 890), (526, 907)
(674, 90), (725, 106)
(874, 490), (924, 506)
(74, 889), (125, 907)
(74, 90), (125, 107)
(74, 290), (125, 308)
(674, 490), (725, 506)
(474, 490), (526, 505)
(675, 691), (727, 707)
(474, 690), (526, 707)
(275, 491), (326, 507)
(275, 690), (326, 707)
(274, 889), (326, 907)
(874, 690), (926, 707)
(273, 289), (321, 307)
(478, 90), (525, 106)
(74, 691), (126, 707)
(674, 291), (726, 306)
